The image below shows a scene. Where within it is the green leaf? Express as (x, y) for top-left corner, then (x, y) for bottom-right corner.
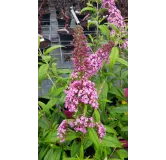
(38, 101), (50, 114)
(88, 128), (100, 149)
(111, 106), (128, 113)
(64, 158), (78, 160)
(44, 131), (57, 143)
(116, 149), (128, 160)
(98, 25), (110, 39)
(109, 86), (124, 98)
(94, 148), (102, 160)
(117, 58), (128, 67)
(51, 148), (62, 160)
(44, 45), (64, 55)
(81, 7), (97, 14)
(50, 86), (65, 97)
(38, 64), (49, 84)
(121, 70), (128, 79)
(104, 125), (118, 135)
(102, 136), (122, 148)
(71, 141), (81, 157)
(42, 55), (51, 63)
(121, 115), (128, 122)
(83, 138), (93, 149)
(38, 116), (50, 130)
(57, 69), (72, 74)
(52, 63), (58, 76)
(46, 98), (57, 110)
(110, 47), (119, 70)
(88, 34), (94, 43)
(44, 148), (54, 160)
(38, 101), (46, 108)
(99, 8), (108, 14)
(39, 146), (49, 160)
(94, 110), (100, 122)
(87, 43), (95, 47)
(95, 77), (101, 91)
(99, 81), (108, 111)
(65, 132), (80, 141)
(108, 23), (119, 33)
(62, 151), (67, 159)
(87, 20), (97, 30)
(121, 126), (128, 132)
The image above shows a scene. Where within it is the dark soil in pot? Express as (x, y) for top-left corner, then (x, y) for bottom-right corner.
(56, 10), (60, 16)
(42, 13), (50, 25)
(57, 17), (71, 28)
(57, 28), (74, 50)
(38, 13), (50, 25)
(76, 13), (87, 21)
(42, 13), (50, 20)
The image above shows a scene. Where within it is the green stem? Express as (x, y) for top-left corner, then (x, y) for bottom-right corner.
(96, 1), (99, 39)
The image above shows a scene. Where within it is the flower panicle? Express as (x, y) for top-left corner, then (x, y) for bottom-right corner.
(57, 115), (106, 143)
(65, 79), (98, 113)
(102, 0), (128, 49)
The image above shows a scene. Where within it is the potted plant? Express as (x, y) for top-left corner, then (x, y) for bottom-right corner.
(73, 0), (89, 21)
(56, 8), (71, 28)
(38, 0), (50, 28)
(57, 27), (74, 50)
(54, 0), (75, 28)
(40, 6), (50, 25)
(39, 38), (51, 52)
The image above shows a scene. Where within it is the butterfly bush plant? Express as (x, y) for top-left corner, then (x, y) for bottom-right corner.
(55, 24), (128, 159)
(57, 26), (114, 143)
(38, 0), (128, 159)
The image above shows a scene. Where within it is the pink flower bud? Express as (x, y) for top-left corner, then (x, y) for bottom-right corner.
(124, 88), (128, 98)
(64, 110), (73, 118)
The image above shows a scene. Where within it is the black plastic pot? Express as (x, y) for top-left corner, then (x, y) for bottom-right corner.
(57, 28), (74, 50)
(39, 38), (51, 52)
(57, 18), (71, 28)
(76, 13), (87, 21)
(42, 13), (50, 25)
(38, 12), (51, 25)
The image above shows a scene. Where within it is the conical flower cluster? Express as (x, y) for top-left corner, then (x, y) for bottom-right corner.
(57, 26), (114, 143)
